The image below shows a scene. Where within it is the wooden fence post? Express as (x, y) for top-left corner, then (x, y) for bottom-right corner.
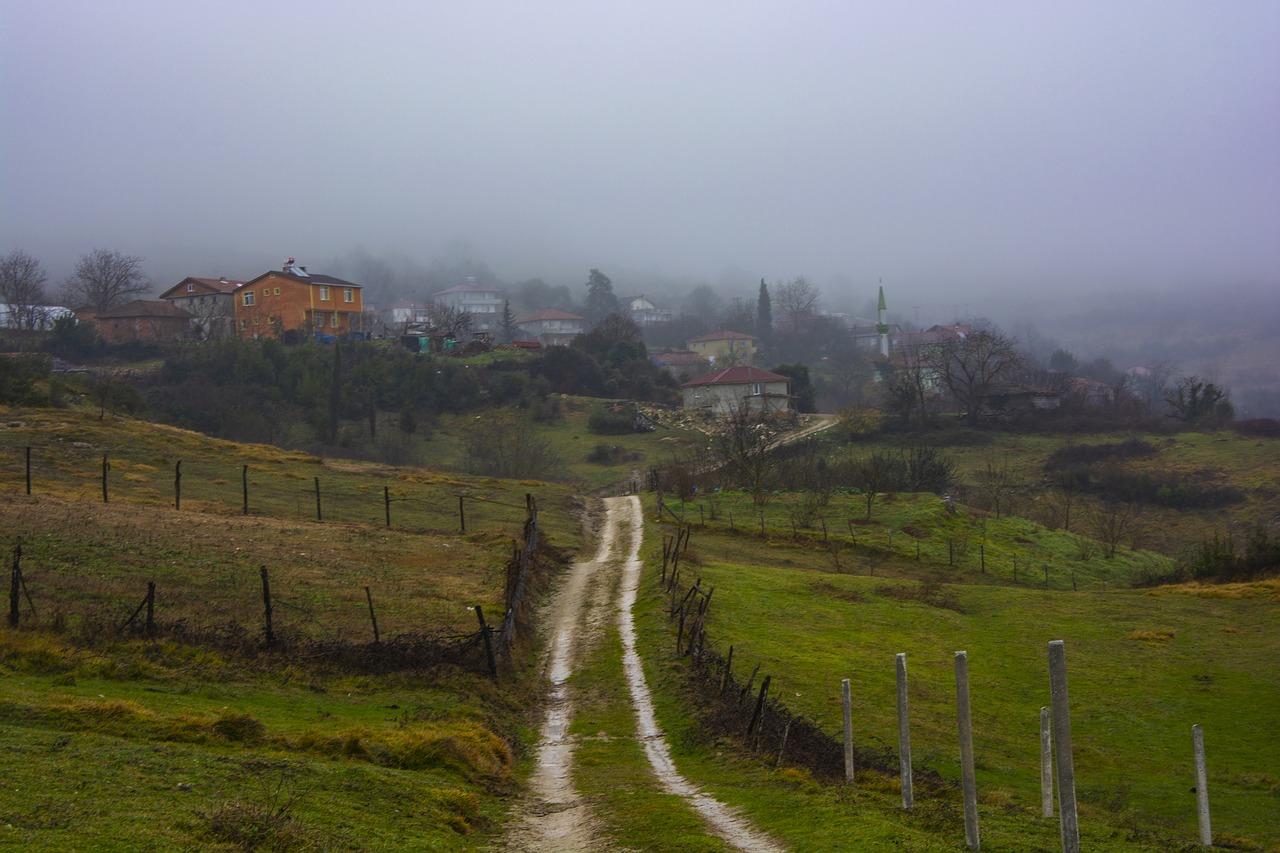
(842, 677), (855, 784)
(242, 465), (249, 515)
(955, 650), (980, 850)
(365, 586), (380, 644)
(25, 447), (31, 495)
(384, 487), (391, 528)
(459, 495), (466, 533)
(314, 477), (322, 522)
(1041, 706), (1054, 817)
(260, 566), (274, 645)
(475, 605), (497, 679)
(1048, 640), (1080, 853)
(8, 541), (20, 627)
(897, 653), (913, 808)
(747, 675), (771, 740)
(722, 645), (734, 694)
(102, 454), (109, 503)
(1193, 724), (1212, 846)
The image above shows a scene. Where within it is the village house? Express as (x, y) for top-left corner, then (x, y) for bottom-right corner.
(680, 365), (792, 415)
(233, 262), (364, 340)
(433, 277), (505, 332)
(514, 309), (586, 346)
(94, 300), (193, 344)
(623, 295), (674, 326)
(651, 349), (711, 378)
(687, 329), (756, 366)
(158, 276), (245, 339)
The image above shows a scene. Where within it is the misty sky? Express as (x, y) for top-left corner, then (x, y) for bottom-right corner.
(2, 1), (1277, 314)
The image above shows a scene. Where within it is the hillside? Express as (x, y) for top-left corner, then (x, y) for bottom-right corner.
(1, 403), (1277, 851)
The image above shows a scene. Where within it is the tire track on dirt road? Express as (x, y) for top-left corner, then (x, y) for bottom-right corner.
(498, 496), (786, 852)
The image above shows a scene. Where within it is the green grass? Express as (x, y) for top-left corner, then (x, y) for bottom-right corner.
(636, 516), (1280, 850)
(428, 396), (707, 491)
(0, 630), (532, 851)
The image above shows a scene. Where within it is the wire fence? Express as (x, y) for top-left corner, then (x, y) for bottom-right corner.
(0, 439), (532, 534)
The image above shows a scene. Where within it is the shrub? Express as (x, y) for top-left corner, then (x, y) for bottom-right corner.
(587, 405), (635, 435)
(1235, 418), (1280, 438)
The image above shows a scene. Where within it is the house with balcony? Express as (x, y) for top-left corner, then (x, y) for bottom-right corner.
(232, 263), (363, 340)
(624, 295), (674, 326)
(433, 277), (505, 332)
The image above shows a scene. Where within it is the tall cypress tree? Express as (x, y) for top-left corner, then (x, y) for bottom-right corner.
(757, 278), (772, 341)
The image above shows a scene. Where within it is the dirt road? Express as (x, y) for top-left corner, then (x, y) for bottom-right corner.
(498, 495), (786, 852)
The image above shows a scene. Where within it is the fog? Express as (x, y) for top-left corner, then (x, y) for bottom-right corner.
(3, 2), (1277, 330)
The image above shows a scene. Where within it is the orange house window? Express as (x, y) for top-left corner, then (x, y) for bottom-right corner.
(242, 292), (255, 306)
(319, 286), (330, 301)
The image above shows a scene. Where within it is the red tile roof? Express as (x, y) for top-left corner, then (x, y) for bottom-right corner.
(680, 366), (791, 387)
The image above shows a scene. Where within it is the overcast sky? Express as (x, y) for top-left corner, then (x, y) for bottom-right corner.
(2, 1), (1277, 315)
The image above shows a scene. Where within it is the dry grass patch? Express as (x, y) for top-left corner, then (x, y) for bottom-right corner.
(1124, 628), (1176, 643)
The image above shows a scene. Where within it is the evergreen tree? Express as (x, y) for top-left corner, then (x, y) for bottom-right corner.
(756, 278), (772, 341)
(584, 268), (619, 323)
(499, 300), (518, 344)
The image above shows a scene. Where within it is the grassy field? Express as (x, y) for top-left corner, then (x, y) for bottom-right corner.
(0, 405), (585, 851)
(3, 401), (1277, 850)
(634, 504), (1280, 850)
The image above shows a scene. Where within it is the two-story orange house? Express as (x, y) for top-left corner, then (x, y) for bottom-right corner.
(233, 264), (364, 340)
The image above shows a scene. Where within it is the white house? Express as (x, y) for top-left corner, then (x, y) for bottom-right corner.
(515, 309), (586, 346)
(434, 277), (506, 332)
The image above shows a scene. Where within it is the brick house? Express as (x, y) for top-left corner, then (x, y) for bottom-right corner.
(158, 276), (245, 340)
(233, 265), (363, 340)
(95, 300), (193, 344)
(680, 365), (792, 415)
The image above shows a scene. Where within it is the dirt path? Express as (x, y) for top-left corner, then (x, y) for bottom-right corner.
(497, 496), (786, 852)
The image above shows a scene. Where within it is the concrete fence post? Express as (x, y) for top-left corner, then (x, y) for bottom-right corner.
(1193, 724), (1212, 846)
(842, 677), (855, 785)
(1048, 640), (1080, 853)
(1040, 706), (1054, 817)
(955, 651), (979, 850)
(896, 653), (913, 808)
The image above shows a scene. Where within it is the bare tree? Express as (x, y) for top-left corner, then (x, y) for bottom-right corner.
(682, 283), (723, 329)
(713, 399), (783, 506)
(0, 249), (49, 330)
(973, 456), (1018, 518)
(774, 276), (821, 329)
(463, 410), (562, 479)
(64, 249), (150, 313)
(721, 296), (756, 334)
(1087, 500), (1142, 558)
(425, 301), (473, 338)
(927, 329), (1024, 423)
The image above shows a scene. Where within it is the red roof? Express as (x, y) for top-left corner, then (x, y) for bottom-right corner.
(97, 300), (192, 319)
(680, 366), (791, 388)
(515, 309), (585, 323)
(158, 276), (246, 299)
(688, 329), (754, 343)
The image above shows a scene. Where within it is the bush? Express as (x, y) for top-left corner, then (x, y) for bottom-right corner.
(1235, 418), (1280, 438)
(1044, 438), (1157, 470)
(587, 405), (636, 435)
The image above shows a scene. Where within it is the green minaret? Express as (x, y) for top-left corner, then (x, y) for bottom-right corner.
(876, 283), (889, 357)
